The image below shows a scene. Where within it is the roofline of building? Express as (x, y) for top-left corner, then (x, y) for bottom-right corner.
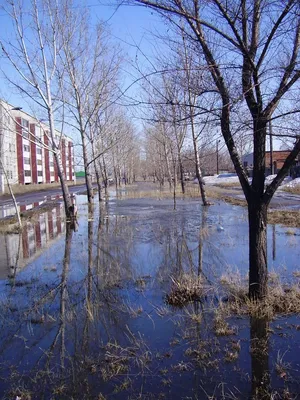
(0, 98), (73, 142)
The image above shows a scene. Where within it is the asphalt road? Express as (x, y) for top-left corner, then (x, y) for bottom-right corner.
(0, 184), (89, 208)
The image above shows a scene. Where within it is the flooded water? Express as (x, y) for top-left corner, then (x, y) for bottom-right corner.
(0, 195), (300, 399)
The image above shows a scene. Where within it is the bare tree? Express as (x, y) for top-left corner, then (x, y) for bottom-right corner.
(129, 0), (300, 299)
(57, 4), (121, 205)
(0, 0), (73, 218)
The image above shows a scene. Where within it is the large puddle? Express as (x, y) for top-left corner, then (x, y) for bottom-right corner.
(0, 195), (300, 399)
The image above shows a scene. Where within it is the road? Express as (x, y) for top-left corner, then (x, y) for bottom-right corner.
(0, 184), (89, 214)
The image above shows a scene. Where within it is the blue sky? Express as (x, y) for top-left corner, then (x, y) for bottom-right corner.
(0, 1), (164, 110)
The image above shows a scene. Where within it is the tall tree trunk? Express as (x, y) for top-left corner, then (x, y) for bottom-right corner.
(178, 151), (185, 194)
(48, 102), (72, 219)
(91, 143), (102, 202)
(100, 155), (109, 198)
(193, 138), (208, 206)
(248, 119), (268, 299)
(248, 199), (268, 299)
(162, 139), (172, 190)
(54, 151), (72, 219)
(82, 132), (94, 204)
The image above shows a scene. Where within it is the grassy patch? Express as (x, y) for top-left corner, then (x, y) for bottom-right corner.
(214, 181), (241, 188)
(204, 187), (247, 206)
(222, 278), (300, 318)
(268, 210), (300, 227)
(165, 274), (203, 307)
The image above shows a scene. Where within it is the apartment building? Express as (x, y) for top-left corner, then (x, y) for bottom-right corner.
(0, 100), (75, 193)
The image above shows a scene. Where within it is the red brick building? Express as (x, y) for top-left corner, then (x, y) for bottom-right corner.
(242, 150), (300, 175)
(0, 100), (75, 193)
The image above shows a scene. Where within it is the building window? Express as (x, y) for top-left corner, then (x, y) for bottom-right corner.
(37, 159), (42, 165)
(24, 170), (31, 177)
(23, 145), (30, 152)
(24, 157), (31, 165)
(50, 161), (54, 167)
(37, 148), (42, 155)
(21, 119), (29, 138)
(38, 171), (43, 176)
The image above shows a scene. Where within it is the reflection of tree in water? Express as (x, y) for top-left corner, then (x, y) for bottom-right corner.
(156, 206), (217, 285)
(0, 203), (292, 398)
(250, 317), (270, 399)
(0, 207), (143, 397)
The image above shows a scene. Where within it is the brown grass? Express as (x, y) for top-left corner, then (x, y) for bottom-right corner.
(281, 184), (300, 195)
(214, 181), (241, 188)
(165, 274), (204, 307)
(268, 210), (300, 227)
(222, 279), (300, 318)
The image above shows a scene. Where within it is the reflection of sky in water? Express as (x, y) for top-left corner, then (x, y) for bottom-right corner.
(1, 195), (300, 397)
(1, 196), (300, 289)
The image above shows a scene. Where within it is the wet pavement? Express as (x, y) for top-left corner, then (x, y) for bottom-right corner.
(0, 184), (89, 219)
(0, 194), (300, 399)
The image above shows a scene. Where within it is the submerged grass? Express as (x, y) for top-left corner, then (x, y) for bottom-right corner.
(168, 270), (300, 319)
(220, 272), (300, 318)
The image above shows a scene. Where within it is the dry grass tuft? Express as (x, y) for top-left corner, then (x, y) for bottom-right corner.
(222, 278), (300, 318)
(165, 274), (203, 307)
(213, 308), (236, 336)
(100, 328), (151, 382)
(224, 350), (239, 362)
(8, 387), (32, 400)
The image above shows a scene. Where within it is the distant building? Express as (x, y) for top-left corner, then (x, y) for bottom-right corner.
(242, 150), (300, 176)
(0, 100), (75, 194)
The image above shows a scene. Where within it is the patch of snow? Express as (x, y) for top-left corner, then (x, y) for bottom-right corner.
(265, 175), (293, 186)
(281, 177), (300, 188)
(202, 174), (239, 185)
